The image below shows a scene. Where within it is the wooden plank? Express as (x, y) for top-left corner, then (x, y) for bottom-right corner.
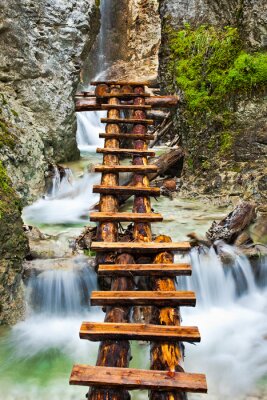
(79, 322), (201, 342)
(90, 291), (196, 307)
(99, 133), (154, 140)
(93, 185), (160, 197)
(91, 241), (191, 253)
(97, 93), (151, 99)
(98, 263), (192, 277)
(70, 365), (207, 393)
(96, 148), (155, 156)
(90, 212), (163, 222)
(91, 80), (152, 86)
(94, 165), (158, 173)
(101, 104), (152, 110)
(101, 118), (154, 125)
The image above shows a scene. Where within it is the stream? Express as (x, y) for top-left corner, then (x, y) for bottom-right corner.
(1, 0), (267, 398)
(0, 145), (266, 400)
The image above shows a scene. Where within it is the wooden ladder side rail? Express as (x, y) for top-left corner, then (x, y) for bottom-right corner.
(150, 236), (188, 400)
(89, 85), (134, 400)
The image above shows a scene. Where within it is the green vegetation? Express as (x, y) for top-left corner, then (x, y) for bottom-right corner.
(168, 24), (267, 119)
(0, 161), (22, 218)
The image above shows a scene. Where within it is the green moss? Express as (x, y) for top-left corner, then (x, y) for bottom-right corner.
(167, 24), (267, 120)
(84, 249), (96, 257)
(219, 131), (235, 153)
(0, 120), (16, 149)
(0, 162), (22, 218)
(95, 0), (100, 7)
(202, 160), (211, 170)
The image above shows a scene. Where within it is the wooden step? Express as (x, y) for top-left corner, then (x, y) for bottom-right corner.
(96, 148), (155, 156)
(101, 118), (154, 125)
(91, 80), (152, 86)
(90, 212), (163, 223)
(101, 104), (152, 110)
(70, 365), (207, 393)
(79, 322), (201, 342)
(98, 263), (192, 277)
(97, 93), (151, 99)
(90, 290), (196, 307)
(99, 133), (154, 140)
(93, 185), (160, 197)
(91, 241), (191, 253)
(94, 165), (158, 173)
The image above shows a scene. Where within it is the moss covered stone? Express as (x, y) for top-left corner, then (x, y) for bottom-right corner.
(0, 161), (29, 325)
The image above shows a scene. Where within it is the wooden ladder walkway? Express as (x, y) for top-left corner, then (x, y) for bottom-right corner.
(70, 81), (207, 400)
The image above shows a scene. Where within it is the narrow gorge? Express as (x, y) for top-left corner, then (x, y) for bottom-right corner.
(0, 1), (266, 400)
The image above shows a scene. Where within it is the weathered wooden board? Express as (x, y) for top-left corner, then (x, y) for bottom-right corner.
(101, 118), (154, 125)
(99, 133), (154, 140)
(94, 165), (158, 173)
(93, 185), (160, 197)
(98, 263), (192, 277)
(96, 148), (155, 156)
(90, 290), (196, 307)
(90, 212), (163, 222)
(70, 365), (207, 393)
(101, 104), (152, 110)
(79, 322), (201, 342)
(91, 241), (191, 252)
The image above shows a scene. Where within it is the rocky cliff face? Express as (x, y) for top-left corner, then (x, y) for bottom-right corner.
(159, 0), (267, 202)
(0, 0), (100, 202)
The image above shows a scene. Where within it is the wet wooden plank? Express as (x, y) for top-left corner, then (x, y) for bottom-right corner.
(93, 185), (160, 197)
(97, 93), (151, 99)
(90, 290), (196, 307)
(94, 165), (158, 173)
(91, 80), (152, 86)
(70, 365), (208, 393)
(96, 148), (155, 156)
(99, 133), (154, 140)
(101, 104), (152, 110)
(79, 322), (201, 342)
(90, 212), (163, 222)
(98, 263), (192, 277)
(101, 118), (154, 125)
(91, 241), (191, 253)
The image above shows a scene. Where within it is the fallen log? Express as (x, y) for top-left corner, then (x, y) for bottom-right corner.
(75, 96), (179, 112)
(206, 202), (256, 244)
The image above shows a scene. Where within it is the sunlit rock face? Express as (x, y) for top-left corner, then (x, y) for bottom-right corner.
(81, 0), (161, 84)
(0, 0), (100, 202)
(159, 0), (267, 201)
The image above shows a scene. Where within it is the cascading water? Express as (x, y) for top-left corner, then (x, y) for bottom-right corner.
(179, 245), (267, 399)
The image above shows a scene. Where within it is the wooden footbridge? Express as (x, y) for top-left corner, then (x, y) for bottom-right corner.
(70, 81), (207, 400)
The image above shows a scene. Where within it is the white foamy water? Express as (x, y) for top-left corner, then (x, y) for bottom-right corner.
(181, 246), (267, 400)
(23, 171), (99, 225)
(76, 111), (105, 152)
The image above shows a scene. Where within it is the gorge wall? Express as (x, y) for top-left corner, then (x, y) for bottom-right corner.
(0, 0), (100, 324)
(159, 0), (267, 202)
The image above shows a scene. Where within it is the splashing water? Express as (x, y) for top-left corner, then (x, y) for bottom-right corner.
(23, 171), (99, 225)
(180, 244), (267, 400)
(76, 111), (105, 152)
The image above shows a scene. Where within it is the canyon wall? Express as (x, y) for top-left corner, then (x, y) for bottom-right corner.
(159, 0), (267, 201)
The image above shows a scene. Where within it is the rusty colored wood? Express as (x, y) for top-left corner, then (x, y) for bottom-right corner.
(91, 242), (191, 253)
(70, 365), (207, 393)
(101, 104), (152, 110)
(93, 185), (160, 197)
(97, 93), (151, 99)
(94, 165), (158, 173)
(79, 323), (201, 342)
(91, 80), (151, 86)
(96, 148), (155, 156)
(101, 118), (154, 125)
(98, 264), (192, 277)
(89, 86), (134, 400)
(75, 95), (179, 111)
(90, 212), (163, 223)
(99, 133), (154, 140)
(90, 291), (196, 307)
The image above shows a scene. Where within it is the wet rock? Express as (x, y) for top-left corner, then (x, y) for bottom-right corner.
(162, 178), (177, 192)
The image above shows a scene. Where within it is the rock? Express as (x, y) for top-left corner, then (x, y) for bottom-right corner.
(162, 178), (177, 192)
(0, 0), (100, 203)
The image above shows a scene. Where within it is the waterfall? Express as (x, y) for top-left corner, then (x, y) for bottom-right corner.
(180, 244), (267, 399)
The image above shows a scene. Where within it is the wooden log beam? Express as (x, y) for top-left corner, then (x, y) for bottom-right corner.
(90, 212), (163, 223)
(91, 242), (191, 253)
(75, 96), (179, 112)
(150, 235), (187, 400)
(94, 165), (158, 173)
(89, 86), (134, 400)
